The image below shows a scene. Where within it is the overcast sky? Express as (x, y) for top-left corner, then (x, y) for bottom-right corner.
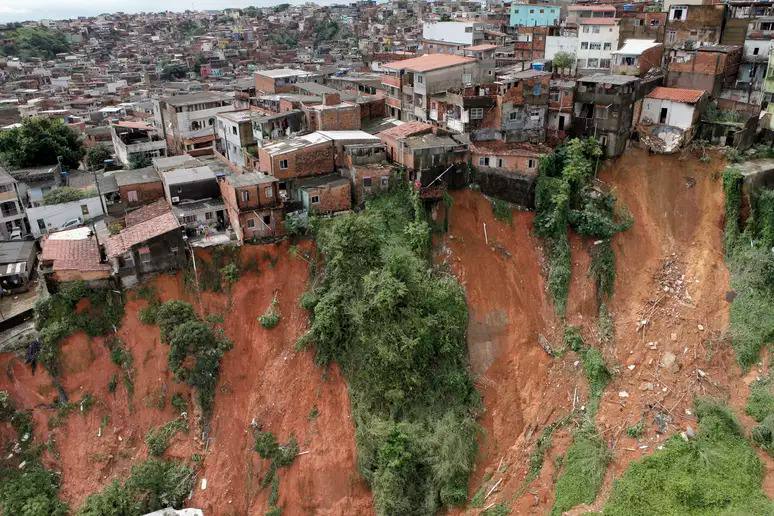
(0, 1), (306, 23)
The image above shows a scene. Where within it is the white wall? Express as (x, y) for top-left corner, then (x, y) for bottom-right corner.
(27, 196), (105, 237)
(422, 21), (475, 45)
(640, 98), (696, 130)
(577, 24), (620, 71)
(216, 116), (247, 168)
(744, 39), (772, 59)
(545, 36), (579, 61)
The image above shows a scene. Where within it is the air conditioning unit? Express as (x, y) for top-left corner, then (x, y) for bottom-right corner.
(171, 196), (180, 203)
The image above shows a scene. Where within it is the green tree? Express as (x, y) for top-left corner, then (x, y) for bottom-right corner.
(1, 27), (70, 59)
(0, 117), (84, 169)
(160, 63), (188, 80)
(42, 186), (95, 205)
(129, 154), (152, 169)
(85, 144), (112, 171)
(553, 51), (576, 72)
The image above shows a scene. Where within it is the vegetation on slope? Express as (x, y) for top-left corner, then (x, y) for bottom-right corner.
(603, 399), (774, 515)
(551, 423), (610, 515)
(299, 185), (478, 514)
(0, 391), (69, 516)
(747, 376), (774, 455)
(253, 430), (299, 514)
(533, 138), (632, 315)
(153, 300), (233, 417)
(722, 167), (774, 367)
(34, 281), (125, 378)
(0, 26), (70, 59)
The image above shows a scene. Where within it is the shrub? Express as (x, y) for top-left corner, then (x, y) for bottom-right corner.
(626, 419), (645, 439)
(145, 418), (188, 456)
(259, 295), (281, 329)
(491, 198), (512, 224)
(171, 393), (187, 414)
(302, 186), (478, 512)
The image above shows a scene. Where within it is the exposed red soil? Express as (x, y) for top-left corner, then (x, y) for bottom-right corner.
(0, 241), (372, 515)
(440, 149), (771, 514)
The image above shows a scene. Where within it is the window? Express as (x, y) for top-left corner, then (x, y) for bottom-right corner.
(279, 159), (288, 169)
(470, 107), (484, 119)
(600, 59), (611, 68)
(581, 42), (589, 50)
(583, 26), (590, 33)
(667, 31), (676, 43)
(37, 219), (45, 231)
(380, 176), (389, 188)
(81, 204), (89, 216)
(671, 7), (685, 21)
(509, 112), (518, 121)
(592, 26), (600, 34)
(247, 218), (255, 228)
(528, 159), (535, 169)
(191, 120), (201, 130)
(463, 73), (472, 84)
(140, 247), (152, 266)
(263, 215), (271, 226)
(311, 195), (320, 204)
(232, 126), (237, 135)
(587, 58), (599, 68)
(265, 187), (273, 198)
(241, 190), (249, 202)
(497, 158), (503, 168)
(127, 190), (138, 202)
(603, 42), (612, 50)
(181, 215), (197, 224)
(0, 184), (12, 193)
(465, 26), (473, 32)
(205, 211), (213, 220)
(533, 84), (542, 96)
(416, 74), (424, 84)
(753, 47), (760, 55)
(363, 177), (373, 187)
(539, 9), (544, 13)
(479, 157), (489, 166)
(589, 42), (601, 50)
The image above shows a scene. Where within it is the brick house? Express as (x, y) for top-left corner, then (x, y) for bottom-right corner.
(341, 142), (393, 205)
(470, 140), (548, 175)
(666, 45), (742, 97)
(114, 166), (164, 207)
(664, 4), (725, 50)
(378, 122), (434, 162)
(303, 93), (362, 131)
(611, 39), (665, 77)
(219, 173), (284, 243)
(296, 175), (352, 214)
(40, 227), (112, 284)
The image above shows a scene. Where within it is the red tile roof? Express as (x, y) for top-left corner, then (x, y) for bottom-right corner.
(382, 54), (476, 73)
(105, 211), (180, 258)
(377, 121), (433, 139)
(646, 86), (706, 103)
(125, 199), (172, 227)
(41, 237), (111, 272)
(466, 44), (498, 51)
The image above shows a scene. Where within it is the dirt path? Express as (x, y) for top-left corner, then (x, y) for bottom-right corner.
(0, 241), (372, 515)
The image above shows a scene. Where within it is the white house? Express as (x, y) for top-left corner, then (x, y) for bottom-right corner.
(26, 196), (105, 237)
(576, 19), (620, 74)
(638, 86), (707, 152)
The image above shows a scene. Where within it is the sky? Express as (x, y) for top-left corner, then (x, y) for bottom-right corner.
(0, 0), (309, 23)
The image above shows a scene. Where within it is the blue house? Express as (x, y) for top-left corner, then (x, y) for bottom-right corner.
(509, 4), (561, 27)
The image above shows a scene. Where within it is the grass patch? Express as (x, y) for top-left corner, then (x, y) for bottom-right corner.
(747, 376), (774, 455)
(254, 430), (299, 514)
(551, 424), (610, 515)
(603, 398), (774, 515)
(105, 336), (135, 397)
(145, 418), (188, 456)
(259, 295), (281, 329)
(626, 419), (645, 439)
(299, 186), (478, 513)
(491, 198), (513, 224)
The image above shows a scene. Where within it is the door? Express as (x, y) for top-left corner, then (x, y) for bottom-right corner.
(558, 115), (565, 130)
(659, 107), (668, 124)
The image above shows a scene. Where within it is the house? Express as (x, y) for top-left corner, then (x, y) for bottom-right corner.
(0, 166), (30, 239)
(105, 208), (185, 286)
(114, 167), (164, 207)
(110, 121), (167, 167)
(27, 196), (105, 238)
(509, 4), (561, 27)
(341, 142), (393, 205)
(577, 18), (621, 75)
(153, 92), (234, 156)
(547, 79), (575, 141)
(666, 45), (742, 97)
(664, 4), (725, 50)
(489, 69), (552, 142)
(378, 122), (434, 162)
(215, 110), (255, 171)
(152, 154), (202, 174)
(8, 165), (60, 208)
(566, 4), (617, 26)
(470, 140), (548, 175)
(638, 86), (708, 152)
(387, 132), (468, 177)
(219, 173), (284, 243)
(611, 39), (664, 77)
(296, 175), (352, 214)
(618, 11), (667, 45)
(303, 93), (361, 132)
(572, 74), (641, 157)
(40, 227), (111, 283)
(254, 68), (323, 94)
(421, 21), (485, 54)
(161, 165), (220, 205)
(380, 54), (490, 122)
(0, 240), (36, 292)
(125, 198), (171, 227)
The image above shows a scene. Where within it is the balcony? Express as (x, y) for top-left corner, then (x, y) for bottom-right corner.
(381, 74), (401, 89)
